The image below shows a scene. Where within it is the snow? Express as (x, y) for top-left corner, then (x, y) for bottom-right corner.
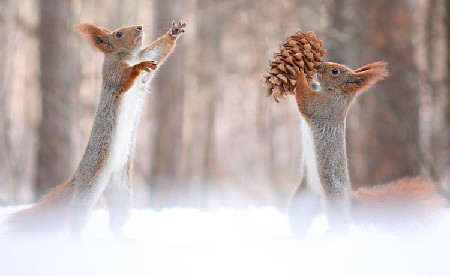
(1, 206), (450, 276)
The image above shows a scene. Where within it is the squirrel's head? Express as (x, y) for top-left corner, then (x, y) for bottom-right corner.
(316, 61), (389, 100)
(296, 61), (388, 121)
(75, 23), (144, 54)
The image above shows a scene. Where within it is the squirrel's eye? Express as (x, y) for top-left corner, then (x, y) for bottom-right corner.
(331, 69), (339, 75)
(116, 32), (123, 38)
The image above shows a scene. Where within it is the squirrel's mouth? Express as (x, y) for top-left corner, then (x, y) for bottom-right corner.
(314, 72), (322, 83)
(135, 36), (143, 44)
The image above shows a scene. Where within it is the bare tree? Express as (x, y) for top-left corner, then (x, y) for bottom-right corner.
(414, 0), (449, 193)
(325, 0), (421, 188)
(444, 0), (450, 194)
(0, 0), (14, 203)
(36, 0), (79, 198)
(149, 0), (186, 209)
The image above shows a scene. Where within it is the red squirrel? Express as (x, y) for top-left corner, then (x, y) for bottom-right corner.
(4, 21), (186, 240)
(289, 61), (447, 236)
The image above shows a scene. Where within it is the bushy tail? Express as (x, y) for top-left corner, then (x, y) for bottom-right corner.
(3, 179), (73, 238)
(351, 177), (447, 232)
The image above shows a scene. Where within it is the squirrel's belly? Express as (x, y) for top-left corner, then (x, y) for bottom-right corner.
(109, 84), (143, 171)
(301, 117), (325, 197)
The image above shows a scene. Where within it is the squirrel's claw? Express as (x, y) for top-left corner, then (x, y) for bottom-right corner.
(169, 20), (187, 37)
(142, 61), (157, 72)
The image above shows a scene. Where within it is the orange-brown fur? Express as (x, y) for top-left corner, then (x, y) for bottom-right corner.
(4, 179), (74, 237)
(289, 60), (446, 236)
(74, 23), (113, 53)
(4, 21), (186, 240)
(118, 60), (157, 94)
(75, 23), (158, 96)
(295, 72), (316, 119)
(74, 24), (144, 54)
(351, 177), (446, 231)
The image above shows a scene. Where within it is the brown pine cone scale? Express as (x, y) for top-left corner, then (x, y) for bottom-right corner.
(263, 30), (326, 102)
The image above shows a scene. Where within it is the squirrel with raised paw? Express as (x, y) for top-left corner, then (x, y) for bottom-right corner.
(5, 21), (186, 240)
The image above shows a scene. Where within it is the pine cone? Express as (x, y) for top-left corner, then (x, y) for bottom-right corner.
(263, 30), (326, 102)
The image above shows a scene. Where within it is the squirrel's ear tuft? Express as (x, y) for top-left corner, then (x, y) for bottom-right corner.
(348, 61), (389, 94)
(74, 23), (113, 53)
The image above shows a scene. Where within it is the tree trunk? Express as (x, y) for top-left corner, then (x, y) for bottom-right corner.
(199, 0), (223, 208)
(149, 0), (186, 210)
(414, 0), (449, 192)
(444, 0), (450, 193)
(0, 0), (14, 203)
(327, 0), (421, 188)
(360, 1), (420, 187)
(36, 0), (78, 198)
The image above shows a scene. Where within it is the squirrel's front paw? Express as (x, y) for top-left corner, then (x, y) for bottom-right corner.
(169, 20), (186, 37)
(140, 61), (157, 72)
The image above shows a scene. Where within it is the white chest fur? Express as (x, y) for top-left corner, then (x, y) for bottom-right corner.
(301, 117), (325, 197)
(109, 76), (145, 171)
(107, 54), (157, 171)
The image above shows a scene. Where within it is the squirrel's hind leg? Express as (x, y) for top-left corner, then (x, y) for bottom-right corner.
(288, 180), (322, 238)
(69, 171), (112, 241)
(323, 191), (351, 235)
(104, 163), (133, 240)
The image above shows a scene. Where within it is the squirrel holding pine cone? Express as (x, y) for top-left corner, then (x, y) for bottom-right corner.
(263, 30), (325, 102)
(265, 30), (447, 236)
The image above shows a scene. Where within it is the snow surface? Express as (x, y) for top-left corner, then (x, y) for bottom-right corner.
(1, 206), (450, 276)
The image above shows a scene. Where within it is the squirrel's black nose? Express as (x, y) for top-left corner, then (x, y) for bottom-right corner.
(137, 26), (142, 31)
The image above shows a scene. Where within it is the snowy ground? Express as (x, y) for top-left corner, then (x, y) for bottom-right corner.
(1, 206), (450, 276)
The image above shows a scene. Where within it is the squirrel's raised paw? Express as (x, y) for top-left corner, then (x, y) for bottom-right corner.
(140, 61), (157, 72)
(296, 70), (308, 85)
(169, 20), (186, 37)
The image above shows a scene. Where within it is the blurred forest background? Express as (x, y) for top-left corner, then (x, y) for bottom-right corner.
(0, 0), (449, 210)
